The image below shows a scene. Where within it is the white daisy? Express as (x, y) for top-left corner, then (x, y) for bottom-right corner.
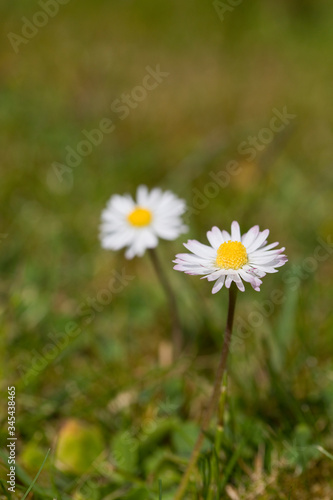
(100, 185), (188, 259)
(173, 221), (287, 293)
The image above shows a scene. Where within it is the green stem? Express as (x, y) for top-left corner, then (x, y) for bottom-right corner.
(174, 284), (238, 500)
(148, 248), (183, 358)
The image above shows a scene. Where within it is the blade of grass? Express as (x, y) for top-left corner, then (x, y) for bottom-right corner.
(21, 448), (51, 500)
(269, 284), (299, 372)
(219, 441), (245, 492)
(0, 449), (61, 499)
(0, 480), (10, 499)
(316, 445), (333, 461)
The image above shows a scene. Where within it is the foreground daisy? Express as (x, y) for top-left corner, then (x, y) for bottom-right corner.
(100, 185), (188, 259)
(174, 221), (287, 293)
(173, 222), (287, 499)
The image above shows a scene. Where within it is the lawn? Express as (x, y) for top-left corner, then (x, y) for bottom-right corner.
(1, 0), (333, 498)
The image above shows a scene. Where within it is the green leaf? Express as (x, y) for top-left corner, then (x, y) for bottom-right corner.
(112, 430), (138, 473)
(55, 419), (104, 474)
(172, 421), (210, 457)
(139, 418), (178, 460)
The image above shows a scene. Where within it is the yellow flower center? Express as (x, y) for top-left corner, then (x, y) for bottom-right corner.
(216, 240), (248, 270)
(127, 206), (152, 227)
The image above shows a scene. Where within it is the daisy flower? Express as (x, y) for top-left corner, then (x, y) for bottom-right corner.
(100, 185), (188, 259)
(173, 221), (287, 293)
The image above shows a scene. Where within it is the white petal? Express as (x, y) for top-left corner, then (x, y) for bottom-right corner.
(152, 221), (187, 240)
(203, 269), (229, 281)
(244, 266), (266, 278)
(246, 229), (270, 253)
(225, 275), (232, 288)
(252, 265), (279, 274)
(107, 194), (135, 215)
(222, 230), (231, 241)
(249, 247), (285, 258)
(261, 241), (279, 251)
(231, 221), (241, 241)
(174, 253), (207, 264)
(242, 225), (259, 247)
(143, 229), (158, 249)
(100, 219), (129, 234)
(152, 191), (186, 216)
(233, 274), (245, 292)
(238, 269), (262, 289)
(146, 188), (163, 207)
(269, 256), (288, 267)
(212, 276), (225, 294)
(136, 185), (149, 205)
(100, 230), (135, 250)
(173, 264), (211, 275)
(101, 186), (188, 258)
(125, 243), (137, 259)
(139, 229), (158, 255)
(174, 262), (216, 274)
(249, 254), (284, 265)
(184, 240), (216, 259)
(206, 226), (224, 249)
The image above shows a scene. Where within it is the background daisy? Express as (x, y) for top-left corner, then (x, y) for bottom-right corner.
(174, 221), (287, 293)
(100, 185), (188, 259)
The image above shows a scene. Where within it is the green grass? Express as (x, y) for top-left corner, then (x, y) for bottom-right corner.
(1, 0), (333, 498)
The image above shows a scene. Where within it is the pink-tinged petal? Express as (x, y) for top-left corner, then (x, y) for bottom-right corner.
(271, 257), (288, 267)
(184, 269), (211, 275)
(232, 274), (245, 292)
(241, 225), (260, 247)
(238, 270), (262, 289)
(172, 221), (286, 290)
(246, 229), (270, 253)
(174, 253), (207, 264)
(243, 265), (267, 278)
(253, 265), (279, 273)
(249, 247), (285, 258)
(175, 258), (216, 269)
(173, 263), (213, 275)
(249, 255), (284, 265)
(250, 268), (266, 278)
(173, 264), (186, 271)
(231, 221), (241, 241)
(259, 255), (288, 268)
(173, 264), (190, 272)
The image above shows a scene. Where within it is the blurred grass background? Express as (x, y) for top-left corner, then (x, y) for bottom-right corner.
(1, 0), (333, 498)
